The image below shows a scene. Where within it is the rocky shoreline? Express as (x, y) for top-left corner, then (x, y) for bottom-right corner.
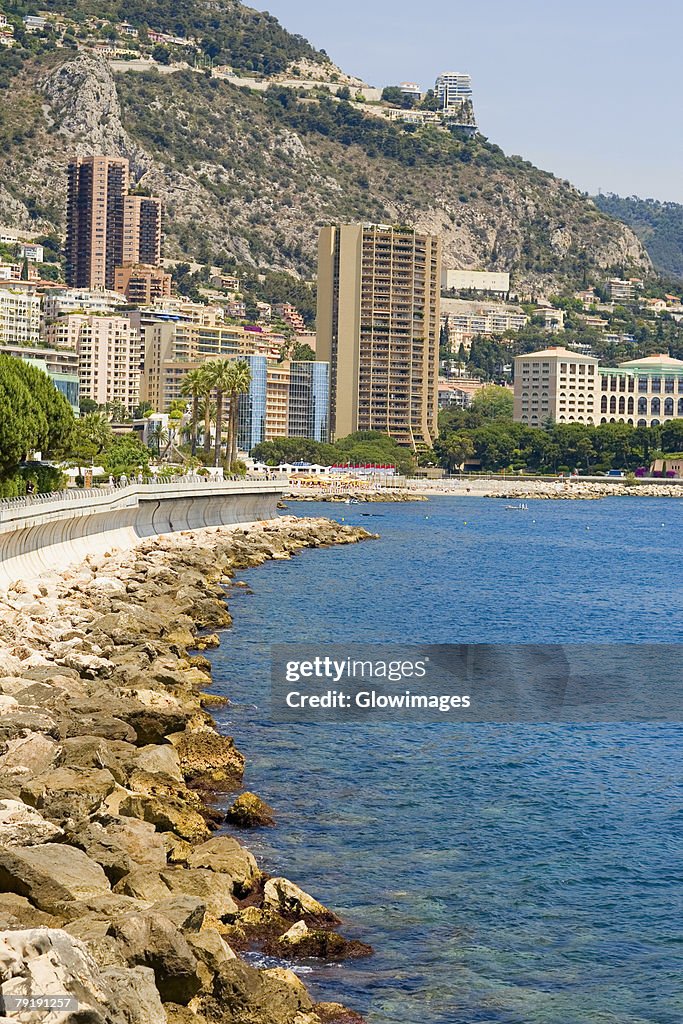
(414, 480), (683, 500)
(0, 516), (376, 1024)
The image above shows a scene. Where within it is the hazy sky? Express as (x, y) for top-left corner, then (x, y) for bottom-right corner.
(258, 0), (683, 203)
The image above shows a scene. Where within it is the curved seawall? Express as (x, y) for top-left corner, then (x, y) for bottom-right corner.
(0, 480), (284, 586)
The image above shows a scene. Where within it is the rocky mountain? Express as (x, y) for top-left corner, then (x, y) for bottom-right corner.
(0, 8), (652, 296)
(593, 193), (683, 281)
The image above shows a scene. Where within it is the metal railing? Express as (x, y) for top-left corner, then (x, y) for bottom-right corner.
(0, 476), (281, 515)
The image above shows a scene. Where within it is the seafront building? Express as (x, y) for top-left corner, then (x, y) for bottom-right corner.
(66, 156), (163, 290)
(317, 223), (441, 450)
(514, 347), (683, 427)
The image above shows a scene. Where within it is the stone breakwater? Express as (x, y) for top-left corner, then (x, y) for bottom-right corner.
(0, 516), (375, 1024)
(285, 489), (425, 503)
(418, 480), (683, 500)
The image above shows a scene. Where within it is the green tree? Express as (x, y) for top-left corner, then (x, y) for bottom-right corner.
(205, 359), (234, 468)
(148, 422), (169, 458)
(0, 357), (75, 478)
(435, 432), (475, 472)
(180, 367), (207, 457)
(660, 419), (683, 453)
(104, 435), (150, 477)
(470, 385), (514, 421)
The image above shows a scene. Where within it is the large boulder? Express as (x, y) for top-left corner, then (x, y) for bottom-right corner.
(0, 733), (59, 779)
(119, 693), (190, 746)
(107, 910), (203, 1004)
(150, 895), (206, 933)
(271, 920), (373, 961)
(0, 800), (63, 846)
(186, 836), (260, 896)
(168, 729), (244, 789)
(118, 793), (210, 843)
(262, 877), (341, 925)
(0, 844), (111, 914)
(0, 893), (57, 930)
(0, 928), (125, 1023)
(100, 965), (167, 1024)
(226, 792), (275, 828)
(159, 869), (238, 920)
(203, 959), (318, 1024)
(68, 818), (167, 883)
(134, 745), (183, 782)
(20, 766), (120, 824)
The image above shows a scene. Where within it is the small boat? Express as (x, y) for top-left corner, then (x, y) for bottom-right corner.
(344, 497), (361, 505)
(504, 502), (529, 511)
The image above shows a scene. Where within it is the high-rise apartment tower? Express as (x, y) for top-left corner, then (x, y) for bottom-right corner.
(66, 156), (163, 290)
(316, 223), (441, 450)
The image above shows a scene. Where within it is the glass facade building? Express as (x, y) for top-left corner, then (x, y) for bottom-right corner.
(289, 361), (330, 443)
(238, 355), (267, 452)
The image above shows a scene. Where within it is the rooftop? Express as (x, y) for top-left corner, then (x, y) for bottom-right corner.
(516, 347), (597, 361)
(617, 354), (683, 369)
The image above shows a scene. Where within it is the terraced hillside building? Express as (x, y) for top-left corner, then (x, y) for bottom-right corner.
(317, 223), (441, 451)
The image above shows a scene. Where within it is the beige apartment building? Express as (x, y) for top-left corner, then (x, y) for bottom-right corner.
(514, 348), (683, 427)
(317, 223), (441, 450)
(514, 347), (598, 426)
(136, 315), (260, 410)
(0, 282), (40, 346)
(45, 314), (141, 411)
(265, 362), (291, 438)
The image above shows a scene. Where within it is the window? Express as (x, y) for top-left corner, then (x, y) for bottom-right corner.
(664, 398), (674, 416)
(651, 376), (661, 393)
(651, 397), (661, 415)
(638, 376), (648, 392)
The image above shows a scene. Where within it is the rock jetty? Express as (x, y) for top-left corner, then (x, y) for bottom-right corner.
(0, 516), (376, 1024)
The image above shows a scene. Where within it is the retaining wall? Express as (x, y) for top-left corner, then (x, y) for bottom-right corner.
(0, 481), (284, 586)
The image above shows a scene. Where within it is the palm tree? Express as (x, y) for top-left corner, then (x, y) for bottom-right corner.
(198, 396), (215, 454)
(180, 368), (207, 457)
(200, 367), (214, 458)
(149, 422), (169, 458)
(226, 360), (252, 472)
(205, 359), (234, 468)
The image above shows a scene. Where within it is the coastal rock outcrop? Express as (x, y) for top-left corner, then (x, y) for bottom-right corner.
(226, 791), (276, 828)
(0, 517), (374, 1024)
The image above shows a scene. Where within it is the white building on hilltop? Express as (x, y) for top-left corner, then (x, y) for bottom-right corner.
(435, 72), (472, 111)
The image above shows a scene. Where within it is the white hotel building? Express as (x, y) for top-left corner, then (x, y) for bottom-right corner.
(514, 347), (683, 428)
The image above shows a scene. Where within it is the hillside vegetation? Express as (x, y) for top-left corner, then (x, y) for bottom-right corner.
(3, 0), (327, 74)
(593, 194), (683, 280)
(0, 0), (651, 295)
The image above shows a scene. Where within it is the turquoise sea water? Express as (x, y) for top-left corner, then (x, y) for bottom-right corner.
(211, 497), (683, 1024)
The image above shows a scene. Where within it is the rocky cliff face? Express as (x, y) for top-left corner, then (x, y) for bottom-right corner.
(0, 52), (650, 294)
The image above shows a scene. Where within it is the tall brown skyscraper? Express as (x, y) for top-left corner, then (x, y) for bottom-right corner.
(66, 156), (163, 290)
(316, 223), (441, 450)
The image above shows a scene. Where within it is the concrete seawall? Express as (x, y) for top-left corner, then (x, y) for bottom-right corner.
(0, 480), (285, 586)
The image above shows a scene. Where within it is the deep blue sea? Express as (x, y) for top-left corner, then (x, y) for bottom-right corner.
(211, 497), (683, 1024)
